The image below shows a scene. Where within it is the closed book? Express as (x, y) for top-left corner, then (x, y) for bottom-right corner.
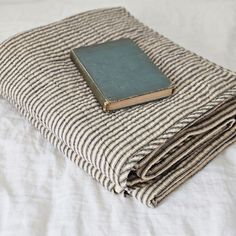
(70, 38), (174, 111)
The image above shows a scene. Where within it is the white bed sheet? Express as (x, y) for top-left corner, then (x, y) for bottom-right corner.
(0, 0), (236, 235)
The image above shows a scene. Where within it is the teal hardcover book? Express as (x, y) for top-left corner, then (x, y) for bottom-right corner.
(70, 38), (174, 111)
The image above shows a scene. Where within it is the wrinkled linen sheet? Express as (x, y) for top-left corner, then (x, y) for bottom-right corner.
(0, 7), (236, 208)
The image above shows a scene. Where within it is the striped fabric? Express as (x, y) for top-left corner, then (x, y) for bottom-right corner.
(0, 7), (236, 208)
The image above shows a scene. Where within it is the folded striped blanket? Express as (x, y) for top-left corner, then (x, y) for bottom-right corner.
(0, 7), (236, 208)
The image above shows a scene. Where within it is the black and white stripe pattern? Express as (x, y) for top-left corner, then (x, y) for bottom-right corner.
(0, 7), (236, 207)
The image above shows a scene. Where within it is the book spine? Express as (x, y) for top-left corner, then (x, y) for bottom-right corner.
(70, 50), (110, 111)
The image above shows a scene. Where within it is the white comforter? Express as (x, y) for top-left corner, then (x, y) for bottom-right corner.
(0, 0), (236, 235)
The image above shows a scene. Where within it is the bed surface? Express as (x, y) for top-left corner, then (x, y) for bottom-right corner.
(0, 0), (236, 235)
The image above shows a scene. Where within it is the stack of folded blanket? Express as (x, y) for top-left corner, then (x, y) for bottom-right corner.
(0, 7), (235, 207)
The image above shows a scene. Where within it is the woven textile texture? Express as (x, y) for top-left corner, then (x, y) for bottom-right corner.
(0, 7), (235, 208)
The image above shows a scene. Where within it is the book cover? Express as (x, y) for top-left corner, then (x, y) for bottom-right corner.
(70, 38), (174, 111)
